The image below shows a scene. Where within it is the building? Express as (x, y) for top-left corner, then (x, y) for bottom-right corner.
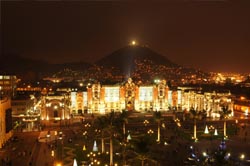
(0, 75), (18, 98)
(0, 98), (13, 148)
(233, 97), (250, 116)
(74, 78), (234, 115)
(181, 89), (234, 118)
(85, 78), (172, 114)
(11, 95), (34, 116)
(41, 78), (234, 120)
(40, 93), (71, 121)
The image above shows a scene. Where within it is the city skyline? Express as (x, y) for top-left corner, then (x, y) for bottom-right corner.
(2, 1), (250, 73)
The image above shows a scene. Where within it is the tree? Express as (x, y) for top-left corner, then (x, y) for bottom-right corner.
(106, 111), (115, 166)
(118, 109), (130, 141)
(93, 111), (116, 166)
(94, 116), (108, 154)
(189, 107), (202, 141)
(153, 111), (163, 142)
(210, 141), (234, 166)
(129, 135), (156, 166)
(219, 106), (232, 138)
(116, 110), (130, 165)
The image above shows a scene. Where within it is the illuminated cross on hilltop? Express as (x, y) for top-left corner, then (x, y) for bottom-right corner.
(130, 40), (137, 46)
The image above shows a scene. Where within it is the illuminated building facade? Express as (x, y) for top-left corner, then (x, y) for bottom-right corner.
(38, 78), (235, 121)
(80, 79), (234, 116)
(0, 75), (17, 98)
(181, 89), (234, 117)
(71, 91), (88, 114)
(0, 98), (13, 149)
(40, 94), (71, 121)
(11, 97), (34, 116)
(84, 79), (172, 113)
(233, 97), (250, 116)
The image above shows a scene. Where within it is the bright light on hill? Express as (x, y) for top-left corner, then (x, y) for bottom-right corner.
(131, 40), (137, 46)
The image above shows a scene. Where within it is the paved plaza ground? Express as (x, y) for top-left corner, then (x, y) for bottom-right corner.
(0, 116), (250, 166)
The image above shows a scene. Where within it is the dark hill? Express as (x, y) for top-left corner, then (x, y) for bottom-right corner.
(92, 45), (209, 83)
(95, 45), (178, 74)
(0, 54), (91, 81)
(1, 54), (91, 73)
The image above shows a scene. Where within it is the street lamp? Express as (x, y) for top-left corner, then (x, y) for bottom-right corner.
(46, 131), (51, 143)
(87, 152), (101, 165)
(55, 162), (62, 166)
(147, 129), (154, 134)
(240, 154), (245, 166)
(51, 150), (56, 166)
(240, 154), (245, 160)
(58, 131), (63, 161)
(174, 118), (181, 127)
(209, 125), (215, 134)
(143, 120), (149, 126)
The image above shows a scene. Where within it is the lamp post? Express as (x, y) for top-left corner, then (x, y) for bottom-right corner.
(87, 152), (101, 165)
(239, 154), (245, 166)
(143, 120), (149, 126)
(147, 129), (154, 135)
(209, 125), (215, 142)
(58, 131), (63, 162)
(46, 131), (51, 144)
(51, 150), (55, 165)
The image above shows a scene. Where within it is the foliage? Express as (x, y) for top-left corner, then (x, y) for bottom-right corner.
(219, 106), (232, 120)
(129, 135), (156, 166)
(153, 111), (163, 122)
(211, 148), (234, 166)
(189, 107), (206, 120)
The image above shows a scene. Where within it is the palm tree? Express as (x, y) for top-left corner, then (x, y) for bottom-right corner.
(153, 111), (163, 142)
(118, 109), (130, 141)
(129, 135), (155, 166)
(219, 105), (232, 138)
(94, 116), (108, 154)
(93, 111), (116, 166)
(189, 107), (202, 141)
(106, 111), (115, 166)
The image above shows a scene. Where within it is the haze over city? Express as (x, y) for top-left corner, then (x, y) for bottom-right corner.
(2, 1), (250, 73)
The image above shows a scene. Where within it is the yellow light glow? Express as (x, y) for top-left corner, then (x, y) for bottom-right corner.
(51, 150), (54, 157)
(240, 96), (245, 100)
(240, 154), (245, 160)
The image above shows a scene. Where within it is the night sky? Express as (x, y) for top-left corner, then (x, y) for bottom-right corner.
(2, 1), (250, 73)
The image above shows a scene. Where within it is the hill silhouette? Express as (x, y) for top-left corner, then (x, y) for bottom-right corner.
(96, 45), (178, 76)
(0, 54), (91, 81)
(1, 46), (208, 84)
